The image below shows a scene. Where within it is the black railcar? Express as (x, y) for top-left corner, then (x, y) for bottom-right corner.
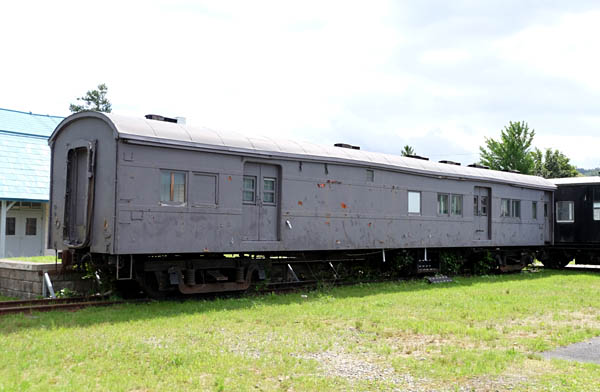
(543, 177), (600, 267)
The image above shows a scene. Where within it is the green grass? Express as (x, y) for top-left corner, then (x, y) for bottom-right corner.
(5, 255), (59, 263)
(1, 271), (600, 391)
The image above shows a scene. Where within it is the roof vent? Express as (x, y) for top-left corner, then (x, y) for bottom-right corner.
(405, 154), (429, 161)
(145, 114), (181, 124)
(439, 160), (461, 166)
(334, 143), (360, 150)
(467, 163), (490, 169)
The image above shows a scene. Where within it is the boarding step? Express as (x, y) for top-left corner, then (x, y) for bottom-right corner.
(425, 275), (453, 284)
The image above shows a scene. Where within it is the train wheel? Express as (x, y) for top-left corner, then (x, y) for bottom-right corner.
(542, 255), (572, 269)
(138, 271), (169, 299)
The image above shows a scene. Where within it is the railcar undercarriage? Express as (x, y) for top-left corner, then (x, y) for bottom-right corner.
(62, 247), (543, 298)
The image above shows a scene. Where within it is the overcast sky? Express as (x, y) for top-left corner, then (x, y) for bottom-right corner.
(2, 1), (600, 168)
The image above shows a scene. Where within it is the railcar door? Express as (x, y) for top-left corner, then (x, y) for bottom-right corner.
(242, 163), (280, 241)
(474, 187), (491, 240)
(543, 191), (552, 243)
(63, 141), (96, 247)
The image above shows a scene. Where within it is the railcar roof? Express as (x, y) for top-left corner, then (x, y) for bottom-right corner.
(51, 112), (556, 190)
(550, 176), (600, 185)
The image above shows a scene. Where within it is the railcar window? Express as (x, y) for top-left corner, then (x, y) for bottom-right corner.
(263, 178), (276, 204)
(438, 194), (449, 215)
(501, 199), (520, 218)
(544, 203), (548, 218)
(408, 191), (421, 214)
(474, 196), (479, 216)
(501, 199), (510, 217)
(451, 195), (463, 216)
(532, 201), (537, 220)
(556, 201), (574, 223)
(243, 176), (256, 203)
(25, 218), (36, 236)
(366, 169), (374, 182)
(6, 217), (15, 235)
(511, 200), (520, 218)
(480, 196), (488, 216)
(160, 171), (186, 204)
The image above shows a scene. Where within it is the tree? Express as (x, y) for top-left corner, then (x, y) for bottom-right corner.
(69, 83), (112, 113)
(532, 148), (579, 179)
(479, 121), (535, 174)
(401, 145), (415, 156)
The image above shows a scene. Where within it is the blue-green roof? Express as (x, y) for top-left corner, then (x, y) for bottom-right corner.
(0, 108), (64, 201)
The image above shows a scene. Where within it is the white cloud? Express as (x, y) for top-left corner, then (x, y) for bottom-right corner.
(1, 1), (600, 169)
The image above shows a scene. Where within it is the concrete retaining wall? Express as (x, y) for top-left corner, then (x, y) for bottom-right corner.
(0, 259), (92, 299)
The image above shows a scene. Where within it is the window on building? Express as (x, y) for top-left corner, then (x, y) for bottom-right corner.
(263, 178), (276, 204)
(556, 201), (574, 223)
(438, 194), (449, 215)
(473, 196), (479, 216)
(160, 170), (186, 204)
(544, 203), (548, 218)
(6, 217), (15, 236)
(532, 201), (537, 220)
(25, 218), (36, 236)
(366, 169), (374, 182)
(451, 195), (463, 216)
(408, 191), (421, 214)
(501, 199), (510, 217)
(243, 176), (256, 203)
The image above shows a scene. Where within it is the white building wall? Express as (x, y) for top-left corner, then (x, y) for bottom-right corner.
(3, 202), (49, 258)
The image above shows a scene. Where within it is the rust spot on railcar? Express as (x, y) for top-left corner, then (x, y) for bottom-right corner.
(340, 202), (347, 209)
(368, 222), (372, 227)
(103, 219), (108, 229)
(298, 201), (303, 206)
(327, 179), (342, 184)
(325, 220), (330, 225)
(204, 248), (209, 252)
(317, 183), (326, 188)
(228, 176), (232, 181)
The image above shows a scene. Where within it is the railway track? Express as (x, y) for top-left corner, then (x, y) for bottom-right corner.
(0, 295), (150, 316)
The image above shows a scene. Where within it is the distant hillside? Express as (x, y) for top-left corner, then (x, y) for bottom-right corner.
(577, 168), (600, 176)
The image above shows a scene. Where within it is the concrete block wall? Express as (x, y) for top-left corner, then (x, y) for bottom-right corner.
(0, 259), (93, 299)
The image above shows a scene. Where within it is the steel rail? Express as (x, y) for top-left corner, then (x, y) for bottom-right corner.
(0, 298), (150, 316)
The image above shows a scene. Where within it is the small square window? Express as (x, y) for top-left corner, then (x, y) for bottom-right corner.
(6, 217), (15, 236)
(25, 218), (36, 236)
(556, 201), (574, 223)
(160, 170), (186, 204)
(408, 191), (421, 214)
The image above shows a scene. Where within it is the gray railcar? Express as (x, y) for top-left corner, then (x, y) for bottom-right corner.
(48, 112), (556, 294)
